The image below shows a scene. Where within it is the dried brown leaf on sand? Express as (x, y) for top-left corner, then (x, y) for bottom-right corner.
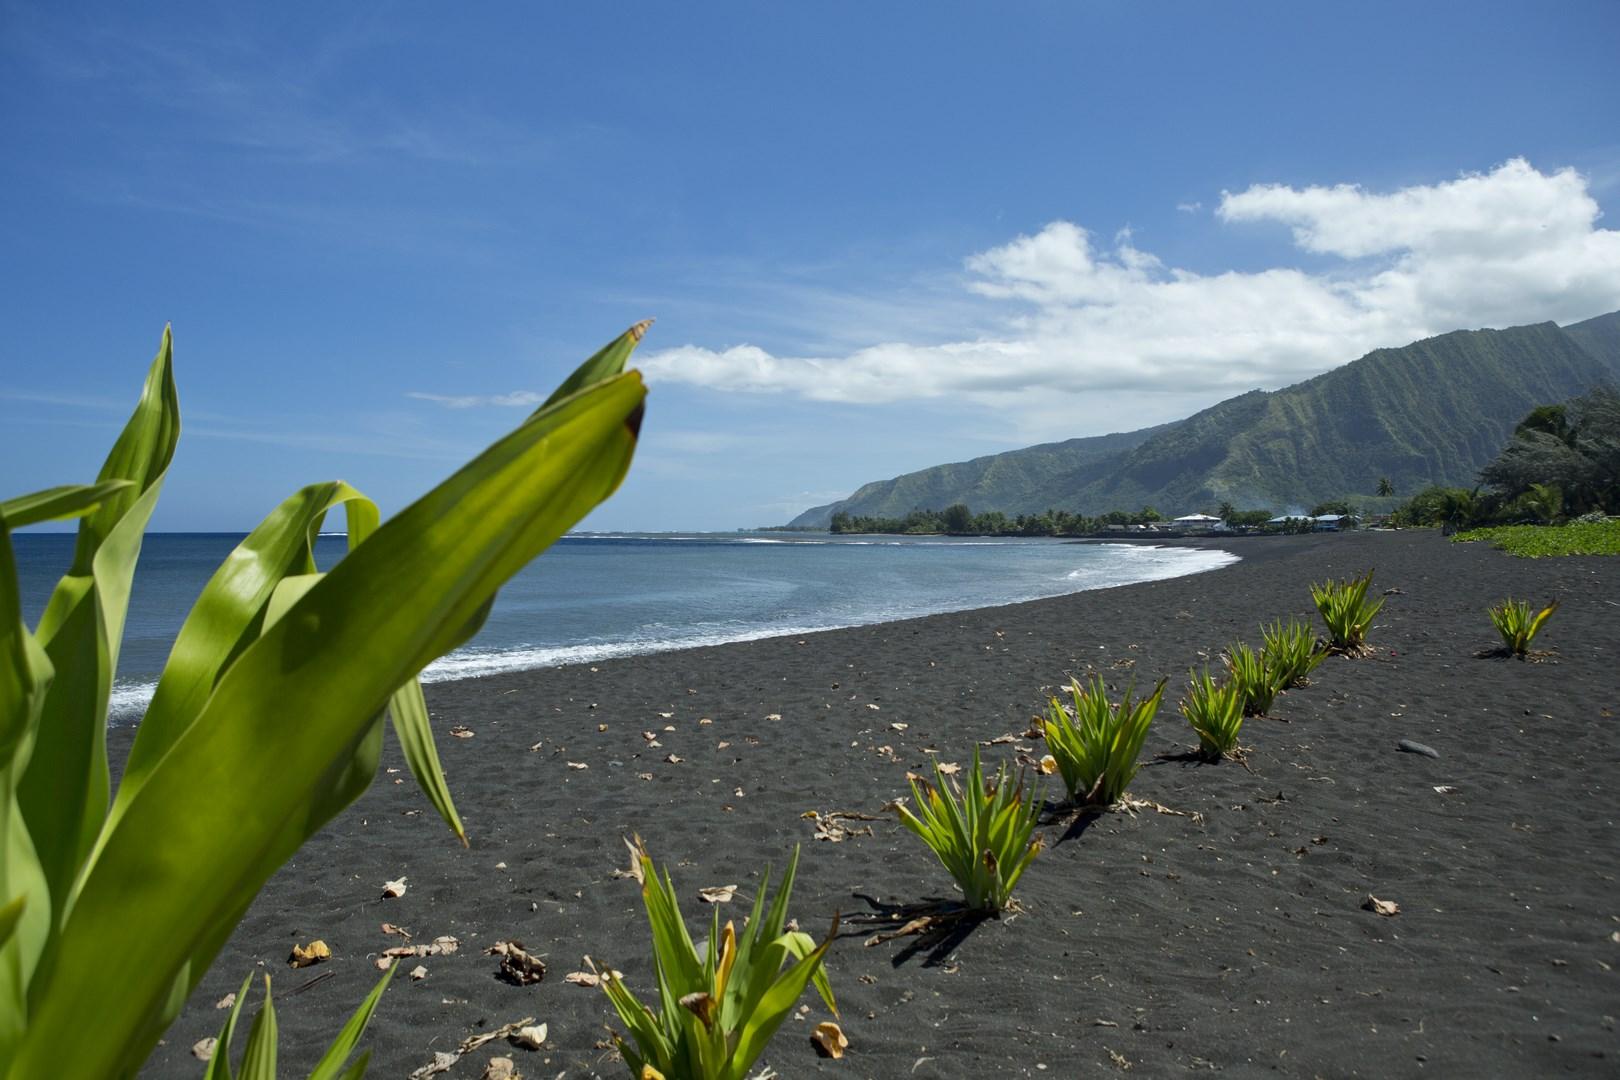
(383, 935), (459, 961)
(449, 725), (474, 739)
(382, 876), (408, 898)
(288, 940), (331, 968)
(410, 965), (428, 980)
(481, 1056), (520, 1080)
(1117, 794), (1204, 825)
(611, 836), (646, 884)
(811, 1021), (849, 1059)
(381, 922), (412, 941)
(1363, 894), (1400, 916)
(510, 1023), (548, 1050)
(802, 809), (878, 843)
(487, 940), (546, 985)
(191, 1038), (217, 1062)
(937, 762), (961, 776)
(213, 993), (236, 1010)
(564, 970), (601, 987)
(406, 1019), (537, 1080)
(697, 885), (737, 903)
(567, 761), (589, 770)
(862, 915), (939, 947)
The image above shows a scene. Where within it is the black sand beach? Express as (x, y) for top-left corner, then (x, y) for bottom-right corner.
(139, 530), (1619, 1078)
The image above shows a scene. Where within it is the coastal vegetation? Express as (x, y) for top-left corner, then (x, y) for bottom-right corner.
(1311, 570), (1384, 654)
(1178, 667), (1246, 761)
(597, 839), (837, 1080)
(0, 323), (649, 1077)
(1224, 642), (1280, 717)
(1454, 519), (1620, 556)
(1261, 617), (1325, 689)
(894, 750), (1043, 913)
(828, 503), (1273, 536)
(1042, 676), (1167, 807)
(1487, 599), (1559, 657)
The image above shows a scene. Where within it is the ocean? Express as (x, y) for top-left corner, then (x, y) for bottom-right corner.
(12, 532), (1238, 725)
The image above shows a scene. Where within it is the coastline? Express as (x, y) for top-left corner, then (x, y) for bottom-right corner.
(138, 530), (1619, 1078)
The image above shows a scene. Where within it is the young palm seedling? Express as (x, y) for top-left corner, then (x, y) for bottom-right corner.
(1261, 617), (1324, 689)
(1225, 641), (1280, 717)
(1311, 569), (1385, 655)
(1043, 675), (1167, 807)
(598, 839), (837, 1080)
(895, 748), (1042, 913)
(1488, 598), (1559, 657)
(1179, 667), (1246, 760)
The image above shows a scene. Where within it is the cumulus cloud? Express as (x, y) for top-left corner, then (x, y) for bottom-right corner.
(634, 160), (1620, 427)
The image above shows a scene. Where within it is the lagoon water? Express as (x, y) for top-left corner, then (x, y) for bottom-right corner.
(13, 532), (1237, 724)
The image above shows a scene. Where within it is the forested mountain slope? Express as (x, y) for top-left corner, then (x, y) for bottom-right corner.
(789, 312), (1620, 525)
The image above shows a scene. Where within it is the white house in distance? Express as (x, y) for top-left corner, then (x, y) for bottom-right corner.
(1172, 513), (1223, 533)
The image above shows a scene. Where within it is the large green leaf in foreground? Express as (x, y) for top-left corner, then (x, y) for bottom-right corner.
(4, 324), (648, 1077)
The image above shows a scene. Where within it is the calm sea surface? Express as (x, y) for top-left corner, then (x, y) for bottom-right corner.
(12, 532), (1237, 725)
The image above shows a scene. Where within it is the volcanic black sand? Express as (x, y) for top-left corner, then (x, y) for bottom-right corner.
(137, 530), (1619, 1078)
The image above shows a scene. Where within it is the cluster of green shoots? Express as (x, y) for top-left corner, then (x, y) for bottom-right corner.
(598, 840), (837, 1080)
(1178, 666), (1246, 760)
(894, 750), (1043, 914)
(1043, 676), (1167, 808)
(1310, 569), (1384, 653)
(1223, 641), (1279, 717)
(1487, 598), (1558, 656)
(1262, 617), (1324, 689)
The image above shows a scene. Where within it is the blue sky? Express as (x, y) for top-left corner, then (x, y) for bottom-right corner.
(4, 1), (1619, 530)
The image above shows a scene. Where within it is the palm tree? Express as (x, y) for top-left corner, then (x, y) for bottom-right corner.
(1376, 477), (1394, 498)
(1217, 500), (1236, 522)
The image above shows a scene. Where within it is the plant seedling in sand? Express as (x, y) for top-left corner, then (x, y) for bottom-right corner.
(0, 323), (649, 1077)
(1179, 667), (1246, 760)
(597, 838), (837, 1080)
(1225, 641), (1280, 717)
(895, 748), (1043, 913)
(1043, 675), (1167, 807)
(1311, 569), (1385, 655)
(1488, 598), (1559, 657)
(1260, 617), (1324, 689)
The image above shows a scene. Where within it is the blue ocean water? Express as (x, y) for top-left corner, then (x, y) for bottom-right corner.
(12, 532), (1237, 724)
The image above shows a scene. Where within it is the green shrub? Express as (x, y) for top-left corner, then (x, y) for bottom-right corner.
(1179, 667), (1245, 759)
(598, 839), (836, 1080)
(1043, 676), (1166, 807)
(1260, 617), (1324, 689)
(0, 323), (650, 1076)
(1488, 598), (1559, 656)
(1311, 569), (1384, 653)
(1453, 520), (1620, 556)
(895, 749), (1042, 912)
(1224, 642), (1279, 717)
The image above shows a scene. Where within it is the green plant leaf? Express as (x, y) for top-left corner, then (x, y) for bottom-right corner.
(306, 962), (395, 1080)
(201, 972), (254, 1080)
(114, 482), (375, 823)
(12, 366), (645, 1077)
(17, 328), (178, 936)
(540, 320), (651, 411)
(238, 975), (277, 1080)
(0, 482), (136, 530)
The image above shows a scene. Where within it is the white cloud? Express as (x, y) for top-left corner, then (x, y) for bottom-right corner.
(406, 390), (545, 409)
(635, 159), (1620, 436)
(1176, 201), (1202, 213)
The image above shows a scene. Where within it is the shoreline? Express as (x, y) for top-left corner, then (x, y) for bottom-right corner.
(105, 538), (1240, 725)
(140, 530), (1619, 1078)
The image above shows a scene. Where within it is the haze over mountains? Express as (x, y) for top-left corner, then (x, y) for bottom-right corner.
(787, 311), (1620, 527)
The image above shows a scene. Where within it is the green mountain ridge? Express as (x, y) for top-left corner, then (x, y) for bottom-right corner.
(787, 311), (1620, 527)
